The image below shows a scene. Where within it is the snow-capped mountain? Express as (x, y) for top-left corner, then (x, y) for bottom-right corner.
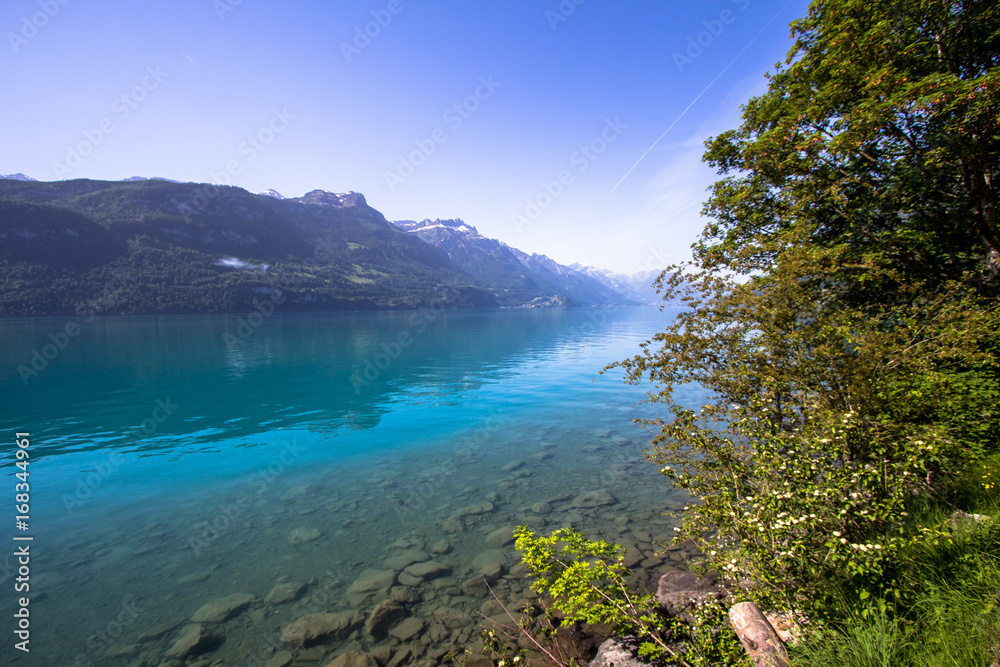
(570, 264), (667, 305)
(0, 173), (37, 181)
(122, 176), (181, 183)
(258, 189), (285, 199)
(392, 218), (636, 306)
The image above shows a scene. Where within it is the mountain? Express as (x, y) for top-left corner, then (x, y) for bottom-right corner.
(258, 189), (285, 199)
(0, 179), (507, 316)
(570, 264), (665, 305)
(0, 173), (36, 181)
(392, 218), (636, 307)
(122, 176), (181, 183)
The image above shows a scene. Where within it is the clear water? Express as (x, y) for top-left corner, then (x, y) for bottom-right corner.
(0, 306), (703, 666)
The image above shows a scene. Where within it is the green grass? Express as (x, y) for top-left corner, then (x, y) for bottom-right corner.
(790, 456), (1000, 667)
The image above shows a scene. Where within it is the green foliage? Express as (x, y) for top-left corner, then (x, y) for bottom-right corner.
(791, 502), (1000, 667)
(608, 0), (1000, 644)
(0, 179), (510, 316)
(515, 527), (662, 640)
(513, 527), (747, 666)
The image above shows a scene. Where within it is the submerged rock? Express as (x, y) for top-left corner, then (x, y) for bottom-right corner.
(365, 599), (405, 638)
(165, 624), (217, 660)
(346, 569), (396, 606)
(383, 549), (429, 571)
(289, 527), (322, 545)
(280, 611), (363, 647)
(190, 592), (255, 623)
(485, 525), (516, 548)
(265, 582), (305, 605)
(388, 617), (425, 641)
(402, 560), (450, 581)
(572, 490), (617, 508)
(471, 549), (507, 571)
(326, 650), (379, 667)
(137, 617), (185, 642)
(176, 572), (211, 584)
(265, 650), (294, 667)
(434, 607), (473, 629)
(449, 501), (494, 519)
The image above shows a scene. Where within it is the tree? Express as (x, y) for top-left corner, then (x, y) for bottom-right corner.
(611, 0), (1000, 617)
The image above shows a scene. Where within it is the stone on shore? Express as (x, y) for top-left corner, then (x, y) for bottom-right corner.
(655, 571), (724, 616)
(589, 636), (654, 666)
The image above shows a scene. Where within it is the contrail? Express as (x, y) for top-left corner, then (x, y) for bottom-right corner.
(609, 0), (795, 195)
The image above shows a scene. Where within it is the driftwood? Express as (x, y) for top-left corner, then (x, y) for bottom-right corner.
(728, 601), (792, 667)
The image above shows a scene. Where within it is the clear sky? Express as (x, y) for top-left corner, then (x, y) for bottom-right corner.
(1, 0), (808, 274)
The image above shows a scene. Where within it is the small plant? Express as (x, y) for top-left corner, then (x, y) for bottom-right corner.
(511, 526), (747, 666)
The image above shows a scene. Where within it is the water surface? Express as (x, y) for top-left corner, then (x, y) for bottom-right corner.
(0, 306), (702, 665)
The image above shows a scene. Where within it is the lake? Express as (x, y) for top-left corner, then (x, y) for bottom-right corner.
(0, 305), (702, 666)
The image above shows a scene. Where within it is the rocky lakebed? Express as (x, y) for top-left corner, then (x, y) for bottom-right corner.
(26, 425), (696, 667)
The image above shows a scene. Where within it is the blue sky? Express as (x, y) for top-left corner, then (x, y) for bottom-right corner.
(1, 0), (808, 274)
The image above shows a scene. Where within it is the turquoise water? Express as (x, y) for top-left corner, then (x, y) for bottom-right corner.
(0, 306), (703, 666)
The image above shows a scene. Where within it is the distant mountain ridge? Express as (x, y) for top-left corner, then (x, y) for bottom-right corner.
(0, 178), (648, 316)
(569, 264), (666, 305)
(392, 218), (637, 307)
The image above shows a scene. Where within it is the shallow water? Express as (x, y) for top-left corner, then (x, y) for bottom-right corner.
(0, 306), (703, 665)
